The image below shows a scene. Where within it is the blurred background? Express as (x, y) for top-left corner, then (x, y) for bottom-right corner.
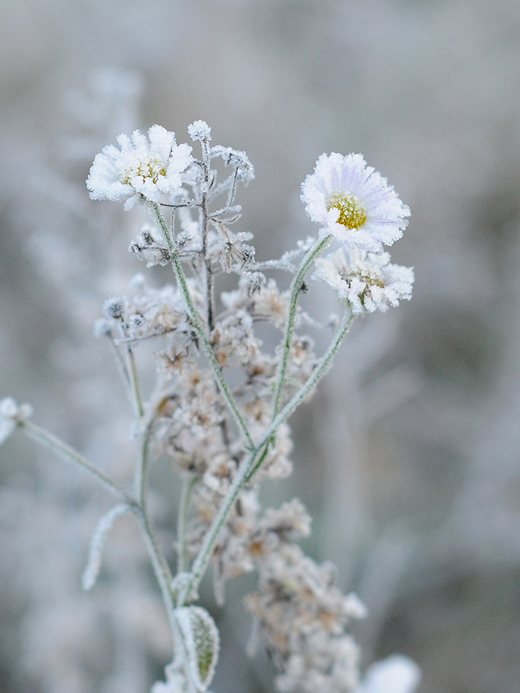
(1, 0), (520, 691)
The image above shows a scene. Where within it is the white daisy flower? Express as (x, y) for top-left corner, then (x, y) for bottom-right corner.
(313, 247), (414, 314)
(301, 153), (410, 252)
(87, 125), (193, 210)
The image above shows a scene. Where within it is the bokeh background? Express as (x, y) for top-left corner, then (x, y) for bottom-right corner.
(1, 1), (520, 691)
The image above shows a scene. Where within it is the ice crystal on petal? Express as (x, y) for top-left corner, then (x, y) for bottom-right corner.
(87, 125), (193, 209)
(313, 248), (414, 314)
(301, 153), (410, 252)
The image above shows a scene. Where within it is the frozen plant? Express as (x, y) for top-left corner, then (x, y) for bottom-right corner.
(2, 121), (417, 692)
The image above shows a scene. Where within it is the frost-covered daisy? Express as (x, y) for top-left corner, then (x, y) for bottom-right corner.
(87, 125), (193, 210)
(313, 247), (414, 314)
(301, 153), (410, 252)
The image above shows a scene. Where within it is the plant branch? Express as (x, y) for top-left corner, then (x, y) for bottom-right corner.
(182, 308), (354, 603)
(151, 202), (254, 450)
(177, 475), (199, 574)
(19, 420), (131, 504)
(273, 235), (331, 417)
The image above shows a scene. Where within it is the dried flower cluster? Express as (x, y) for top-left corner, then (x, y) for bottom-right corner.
(2, 121), (417, 692)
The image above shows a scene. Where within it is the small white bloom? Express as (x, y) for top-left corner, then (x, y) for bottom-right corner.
(102, 296), (125, 320)
(0, 397), (33, 444)
(358, 655), (421, 693)
(188, 119), (212, 142)
(313, 248), (414, 314)
(87, 125), (193, 210)
(301, 153), (410, 252)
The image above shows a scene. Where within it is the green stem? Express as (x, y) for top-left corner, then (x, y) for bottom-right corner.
(151, 203), (254, 450)
(182, 308), (354, 603)
(126, 343), (145, 420)
(177, 475), (199, 574)
(248, 308), (354, 480)
(134, 423), (153, 511)
(273, 235), (331, 417)
(117, 320), (144, 421)
(200, 151), (215, 333)
(19, 420), (131, 504)
(18, 415), (182, 663)
(132, 506), (182, 657)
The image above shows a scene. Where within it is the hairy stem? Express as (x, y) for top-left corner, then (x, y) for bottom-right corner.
(200, 150), (216, 333)
(273, 235), (331, 417)
(118, 320), (145, 420)
(127, 343), (144, 419)
(132, 506), (184, 660)
(151, 202), (254, 450)
(134, 423), (153, 511)
(177, 475), (199, 574)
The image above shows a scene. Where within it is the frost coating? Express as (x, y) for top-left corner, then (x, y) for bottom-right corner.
(82, 504), (133, 590)
(86, 125), (193, 209)
(313, 248), (414, 314)
(3, 118), (418, 692)
(175, 606), (220, 692)
(188, 120), (212, 142)
(301, 153), (410, 253)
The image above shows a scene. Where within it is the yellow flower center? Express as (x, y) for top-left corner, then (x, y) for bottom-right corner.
(326, 192), (367, 230)
(121, 157), (167, 187)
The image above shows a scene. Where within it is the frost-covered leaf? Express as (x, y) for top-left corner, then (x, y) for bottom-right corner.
(82, 504), (133, 590)
(175, 606), (220, 691)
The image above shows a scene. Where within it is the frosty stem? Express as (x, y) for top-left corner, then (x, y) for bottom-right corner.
(177, 475), (199, 574)
(134, 423), (153, 511)
(181, 307), (354, 604)
(199, 145), (216, 333)
(19, 417), (183, 660)
(132, 505), (188, 667)
(151, 202), (254, 450)
(126, 338), (145, 420)
(19, 419), (131, 503)
(273, 235), (331, 417)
